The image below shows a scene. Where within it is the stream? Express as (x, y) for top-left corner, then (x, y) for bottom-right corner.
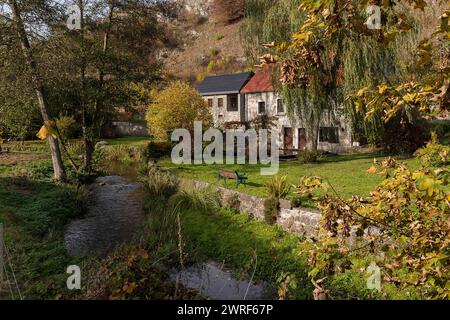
(64, 175), (145, 257)
(64, 162), (273, 299)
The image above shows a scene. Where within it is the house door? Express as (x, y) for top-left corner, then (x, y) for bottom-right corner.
(298, 128), (306, 150)
(283, 127), (294, 149)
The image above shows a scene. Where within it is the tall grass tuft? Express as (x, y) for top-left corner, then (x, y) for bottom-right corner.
(141, 165), (179, 200)
(265, 175), (291, 199)
(264, 175), (291, 225)
(170, 187), (222, 212)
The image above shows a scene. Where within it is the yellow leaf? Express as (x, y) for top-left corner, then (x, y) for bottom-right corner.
(378, 84), (389, 94)
(36, 122), (59, 140)
(356, 87), (369, 97)
(278, 42), (287, 53)
(36, 125), (50, 140)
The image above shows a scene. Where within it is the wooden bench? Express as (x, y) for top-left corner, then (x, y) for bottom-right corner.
(217, 169), (248, 187)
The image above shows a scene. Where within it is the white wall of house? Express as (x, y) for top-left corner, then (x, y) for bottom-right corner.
(245, 91), (353, 153)
(246, 91), (294, 148)
(204, 94), (243, 127)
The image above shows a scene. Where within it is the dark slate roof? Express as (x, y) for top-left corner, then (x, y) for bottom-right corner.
(196, 72), (254, 95)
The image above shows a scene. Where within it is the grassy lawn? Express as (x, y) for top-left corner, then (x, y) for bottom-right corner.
(104, 136), (150, 146)
(160, 154), (424, 200)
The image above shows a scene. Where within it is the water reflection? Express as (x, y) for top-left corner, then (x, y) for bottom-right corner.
(171, 262), (274, 300)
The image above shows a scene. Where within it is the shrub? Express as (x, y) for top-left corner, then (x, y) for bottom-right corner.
(264, 176), (291, 224)
(56, 115), (78, 140)
(171, 187), (222, 212)
(382, 115), (429, 155)
(145, 81), (213, 141)
(307, 158), (450, 299)
(414, 132), (450, 166)
(196, 73), (206, 82)
(66, 140), (84, 158)
(207, 60), (216, 73)
(298, 151), (322, 164)
(145, 141), (173, 160)
(101, 145), (145, 163)
(141, 166), (179, 200)
(265, 175), (292, 199)
(291, 195), (304, 208)
(430, 120), (450, 140)
(209, 47), (219, 57)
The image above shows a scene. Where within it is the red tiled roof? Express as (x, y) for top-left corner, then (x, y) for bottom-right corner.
(240, 67), (274, 93)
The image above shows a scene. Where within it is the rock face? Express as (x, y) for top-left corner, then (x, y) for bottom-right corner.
(182, 0), (213, 17)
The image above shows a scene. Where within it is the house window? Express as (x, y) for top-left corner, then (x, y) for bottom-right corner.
(319, 127), (339, 143)
(227, 94), (238, 111)
(258, 101), (266, 114)
(277, 99), (284, 114)
(218, 98), (224, 108)
(207, 99), (213, 108)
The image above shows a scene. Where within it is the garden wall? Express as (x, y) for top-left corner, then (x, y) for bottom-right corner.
(183, 179), (322, 238)
(103, 121), (149, 138)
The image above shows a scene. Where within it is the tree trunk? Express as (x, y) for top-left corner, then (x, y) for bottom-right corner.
(78, 0), (92, 172)
(306, 111), (320, 153)
(84, 137), (94, 170)
(92, 3), (115, 149)
(8, 0), (66, 181)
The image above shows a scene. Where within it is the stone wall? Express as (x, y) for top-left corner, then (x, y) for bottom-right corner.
(184, 179), (322, 238)
(108, 121), (149, 138)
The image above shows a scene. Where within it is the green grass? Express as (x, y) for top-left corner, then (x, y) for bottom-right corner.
(180, 207), (420, 300)
(104, 136), (150, 146)
(160, 153), (423, 200)
(181, 208), (313, 299)
(0, 154), (84, 299)
(0, 176), (84, 299)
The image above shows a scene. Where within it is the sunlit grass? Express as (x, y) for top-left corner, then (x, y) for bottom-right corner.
(160, 153), (424, 200)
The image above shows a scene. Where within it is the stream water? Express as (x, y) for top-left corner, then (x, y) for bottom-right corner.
(64, 175), (145, 257)
(64, 161), (273, 299)
(170, 262), (274, 300)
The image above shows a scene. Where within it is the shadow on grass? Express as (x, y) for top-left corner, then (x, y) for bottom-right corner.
(181, 208), (314, 299)
(0, 176), (83, 299)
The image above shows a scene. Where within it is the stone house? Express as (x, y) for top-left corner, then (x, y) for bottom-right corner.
(197, 68), (353, 153)
(196, 72), (253, 127)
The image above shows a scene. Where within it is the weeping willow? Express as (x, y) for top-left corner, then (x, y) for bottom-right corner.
(241, 0), (414, 149)
(341, 37), (403, 145)
(241, 0), (304, 66)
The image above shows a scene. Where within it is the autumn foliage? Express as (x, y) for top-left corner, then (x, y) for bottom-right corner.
(145, 81), (213, 141)
(299, 157), (450, 299)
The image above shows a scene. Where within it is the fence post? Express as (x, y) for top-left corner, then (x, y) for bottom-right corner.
(0, 223), (4, 283)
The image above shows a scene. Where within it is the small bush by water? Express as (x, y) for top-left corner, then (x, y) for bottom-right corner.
(141, 165), (179, 200)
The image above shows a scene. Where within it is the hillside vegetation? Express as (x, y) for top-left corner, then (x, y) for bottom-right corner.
(162, 0), (248, 82)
